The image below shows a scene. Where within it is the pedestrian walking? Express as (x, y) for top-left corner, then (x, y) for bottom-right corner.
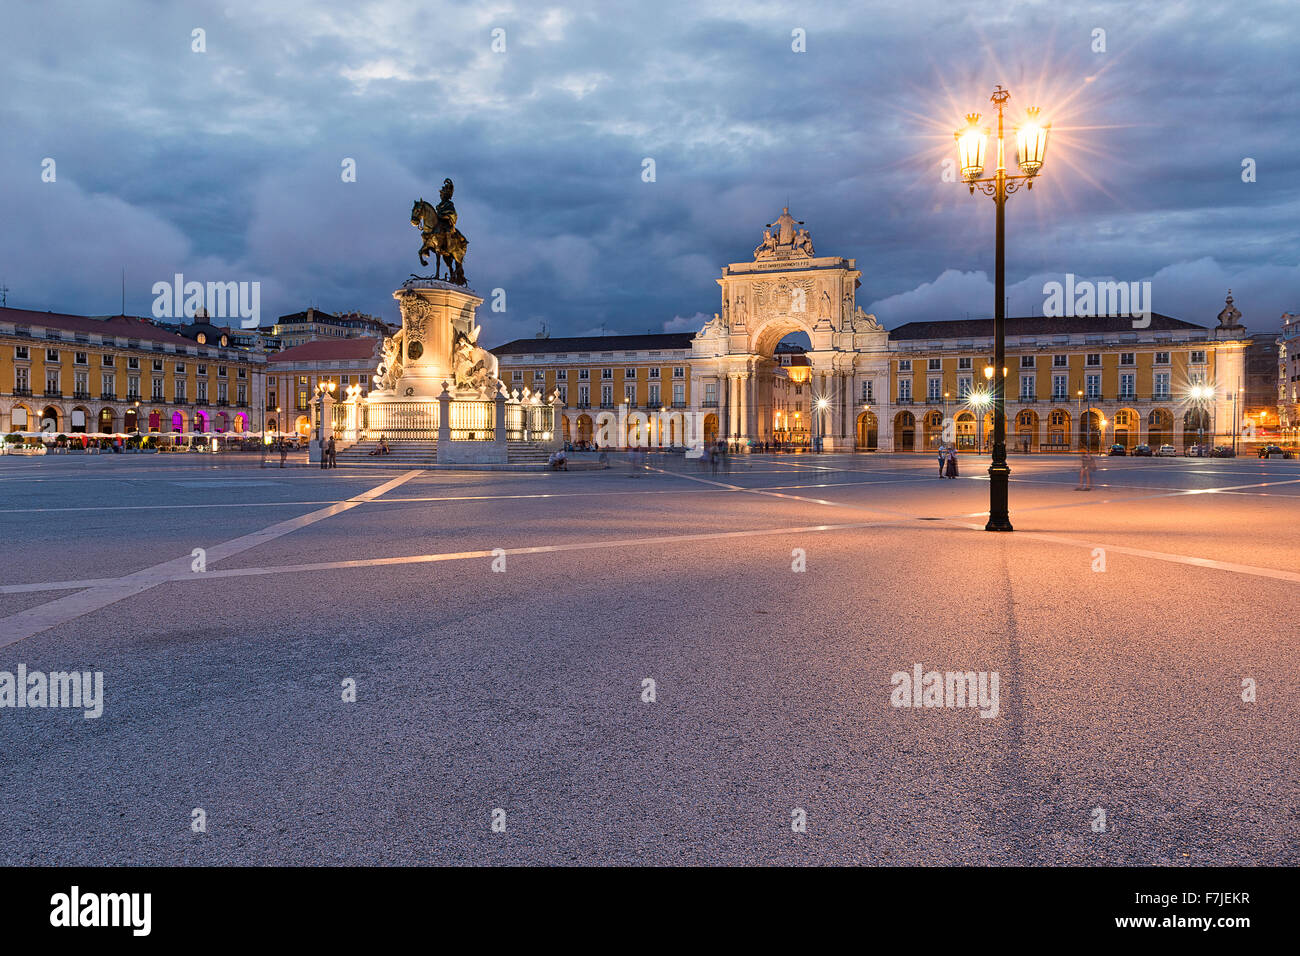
(937, 445), (946, 477)
(1076, 449), (1095, 490)
(326, 435), (337, 469)
(945, 447), (959, 479)
(279, 439), (288, 468)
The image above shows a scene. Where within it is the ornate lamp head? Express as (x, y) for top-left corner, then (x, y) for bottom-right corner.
(955, 113), (988, 181)
(1016, 106), (1050, 175)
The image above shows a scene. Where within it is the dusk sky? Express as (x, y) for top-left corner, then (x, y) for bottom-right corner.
(3, 0), (1297, 346)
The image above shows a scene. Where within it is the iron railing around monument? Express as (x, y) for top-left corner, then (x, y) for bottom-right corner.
(505, 402), (556, 441)
(446, 400), (495, 441)
(361, 401), (440, 441)
(329, 399), (555, 443)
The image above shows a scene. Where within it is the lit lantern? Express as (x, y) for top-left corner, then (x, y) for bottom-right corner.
(1016, 107), (1050, 175)
(954, 113), (988, 181)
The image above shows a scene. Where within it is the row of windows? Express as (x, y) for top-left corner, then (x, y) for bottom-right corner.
(13, 347), (247, 378)
(265, 374), (369, 411)
(13, 367), (249, 401)
(898, 351), (1199, 372)
(508, 366), (686, 382)
(550, 382), (689, 407)
(896, 371), (1179, 402)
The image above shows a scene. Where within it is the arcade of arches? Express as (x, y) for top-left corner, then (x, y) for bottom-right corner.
(681, 209), (1246, 453)
(492, 213), (1249, 454)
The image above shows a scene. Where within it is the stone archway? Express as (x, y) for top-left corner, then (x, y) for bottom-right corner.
(893, 410), (915, 451)
(1080, 410), (1103, 452)
(1015, 409), (1039, 452)
(40, 406), (61, 433)
(1184, 408), (1210, 448)
(955, 410), (976, 450)
(1047, 408), (1071, 450)
(922, 409), (944, 450)
(70, 406), (90, 433)
(691, 207), (884, 453)
(10, 404), (32, 433)
(1148, 408), (1173, 448)
(856, 410), (878, 450)
(1112, 408), (1139, 449)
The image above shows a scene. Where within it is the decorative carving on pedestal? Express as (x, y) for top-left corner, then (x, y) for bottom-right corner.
(396, 292), (435, 351)
(452, 318), (494, 392)
(374, 332), (405, 391)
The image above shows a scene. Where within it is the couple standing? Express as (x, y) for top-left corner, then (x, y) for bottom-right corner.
(937, 446), (959, 479)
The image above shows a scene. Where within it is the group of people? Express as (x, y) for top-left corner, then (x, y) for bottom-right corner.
(627, 447), (650, 476)
(548, 448), (568, 470)
(706, 440), (732, 475)
(368, 435), (391, 457)
(937, 445), (960, 479)
(319, 435), (338, 469)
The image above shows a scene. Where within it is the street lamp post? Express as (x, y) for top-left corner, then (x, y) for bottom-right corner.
(954, 85), (1050, 532)
(315, 380), (336, 445)
(1076, 387), (1084, 452)
(815, 397), (829, 453)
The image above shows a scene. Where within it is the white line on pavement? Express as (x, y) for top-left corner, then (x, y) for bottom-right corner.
(941, 519), (1300, 585)
(0, 517), (903, 593)
(0, 470), (424, 647)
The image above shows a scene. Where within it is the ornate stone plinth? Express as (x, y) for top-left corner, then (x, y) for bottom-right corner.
(375, 280), (493, 399)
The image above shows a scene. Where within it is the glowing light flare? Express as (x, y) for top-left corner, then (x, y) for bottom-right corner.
(1015, 106), (1050, 175)
(954, 113), (988, 181)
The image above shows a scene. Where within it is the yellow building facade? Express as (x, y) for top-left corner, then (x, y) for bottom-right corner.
(1, 307), (264, 439)
(493, 334), (695, 447)
(883, 315), (1244, 452)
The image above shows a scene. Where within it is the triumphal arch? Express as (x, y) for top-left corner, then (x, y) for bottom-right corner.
(690, 207), (890, 450)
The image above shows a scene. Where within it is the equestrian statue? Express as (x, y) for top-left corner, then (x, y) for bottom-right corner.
(410, 178), (468, 285)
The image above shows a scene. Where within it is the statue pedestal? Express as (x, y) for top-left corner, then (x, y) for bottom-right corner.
(389, 280), (485, 398)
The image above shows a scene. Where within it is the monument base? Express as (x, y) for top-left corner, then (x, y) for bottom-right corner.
(342, 275), (558, 464)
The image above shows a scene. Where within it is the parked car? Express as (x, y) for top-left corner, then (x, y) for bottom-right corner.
(1210, 445), (1236, 458)
(1184, 443), (1208, 457)
(1157, 444), (1177, 456)
(1131, 443), (1153, 457)
(1258, 444), (1295, 459)
(1107, 443), (1127, 456)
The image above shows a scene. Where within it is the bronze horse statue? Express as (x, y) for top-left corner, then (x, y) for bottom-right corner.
(410, 179), (468, 284)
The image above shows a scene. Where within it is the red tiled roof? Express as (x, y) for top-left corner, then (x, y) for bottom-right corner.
(268, 338), (380, 363)
(0, 307), (193, 344)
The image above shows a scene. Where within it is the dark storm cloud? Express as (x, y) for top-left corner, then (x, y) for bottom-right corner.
(1, 0), (1296, 344)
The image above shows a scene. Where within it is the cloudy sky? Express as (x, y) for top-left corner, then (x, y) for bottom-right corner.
(2, 0), (1297, 346)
